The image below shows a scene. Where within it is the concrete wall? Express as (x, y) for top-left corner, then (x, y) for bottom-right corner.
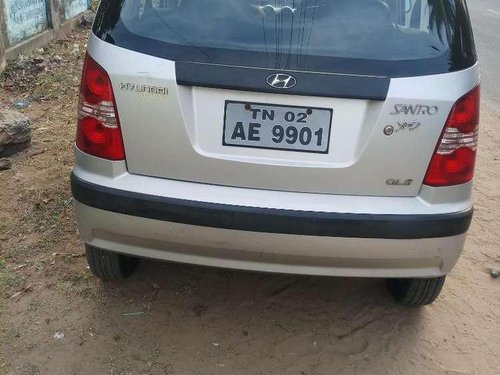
(0, 0), (90, 71)
(63, 0), (89, 19)
(3, 0), (50, 46)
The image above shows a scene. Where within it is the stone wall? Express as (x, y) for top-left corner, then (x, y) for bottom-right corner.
(0, 0), (90, 71)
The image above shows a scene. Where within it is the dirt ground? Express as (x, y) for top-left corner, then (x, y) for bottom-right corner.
(0, 26), (499, 375)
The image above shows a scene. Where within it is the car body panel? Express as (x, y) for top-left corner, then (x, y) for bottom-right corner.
(87, 34), (480, 196)
(72, 149), (470, 277)
(73, 149), (472, 216)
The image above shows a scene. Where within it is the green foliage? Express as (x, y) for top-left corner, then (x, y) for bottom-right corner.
(91, 0), (100, 12)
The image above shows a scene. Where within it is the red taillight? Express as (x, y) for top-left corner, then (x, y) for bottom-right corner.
(424, 86), (480, 187)
(76, 55), (125, 160)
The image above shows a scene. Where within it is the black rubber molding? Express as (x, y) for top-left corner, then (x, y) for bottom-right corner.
(176, 62), (390, 101)
(71, 173), (472, 239)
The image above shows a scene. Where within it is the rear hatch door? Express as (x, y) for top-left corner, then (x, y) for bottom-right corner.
(92, 0), (477, 196)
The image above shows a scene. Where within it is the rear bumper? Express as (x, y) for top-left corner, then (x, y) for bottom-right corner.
(71, 172), (472, 277)
(71, 173), (472, 240)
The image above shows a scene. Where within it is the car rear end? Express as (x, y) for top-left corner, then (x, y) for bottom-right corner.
(72, 0), (479, 305)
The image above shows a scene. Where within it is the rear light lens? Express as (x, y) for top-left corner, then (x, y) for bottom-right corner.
(76, 55), (125, 160)
(424, 86), (480, 186)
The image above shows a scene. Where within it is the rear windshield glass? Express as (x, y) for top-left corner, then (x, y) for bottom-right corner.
(94, 0), (476, 77)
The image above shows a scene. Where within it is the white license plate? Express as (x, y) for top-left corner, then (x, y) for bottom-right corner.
(223, 101), (332, 153)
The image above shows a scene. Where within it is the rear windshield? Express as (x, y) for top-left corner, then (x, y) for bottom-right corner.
(94, 0), (476, 77)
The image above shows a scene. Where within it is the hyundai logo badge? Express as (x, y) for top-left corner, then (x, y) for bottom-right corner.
(266, 73), (297, 89)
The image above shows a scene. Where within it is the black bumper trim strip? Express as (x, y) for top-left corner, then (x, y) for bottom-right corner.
(71, 173), (472, 239)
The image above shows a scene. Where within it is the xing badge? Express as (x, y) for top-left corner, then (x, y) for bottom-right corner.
(383, 121), (421, 136)
(396, 121), (421, 132)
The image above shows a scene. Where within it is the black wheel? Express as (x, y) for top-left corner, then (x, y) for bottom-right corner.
(85, 244), (139, 281)
(386, 276), (446, 306)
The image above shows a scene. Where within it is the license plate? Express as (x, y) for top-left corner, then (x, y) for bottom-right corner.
(223, 101), (332, 154)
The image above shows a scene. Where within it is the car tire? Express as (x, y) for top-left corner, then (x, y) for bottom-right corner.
(386, 276), (446, 306)
(85, 244), (139, 281)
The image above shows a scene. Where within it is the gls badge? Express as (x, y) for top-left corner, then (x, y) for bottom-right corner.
(386, 179), (413, 186)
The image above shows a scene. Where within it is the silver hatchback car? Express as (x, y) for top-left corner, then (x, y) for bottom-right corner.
(72, 0), (480, 305)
